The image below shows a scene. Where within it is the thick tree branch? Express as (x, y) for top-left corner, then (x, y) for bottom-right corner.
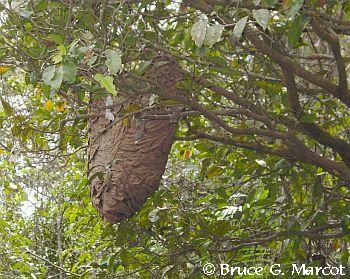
(243, 27), (350, 107)
(311, 18), (348, 98)
(177, 129), (350, 183)
(177, 131), (295, 158)
(167, 93), (293, 141)
(282, 68), (350, 168)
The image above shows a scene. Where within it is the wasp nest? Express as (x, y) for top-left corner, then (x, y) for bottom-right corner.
(88, 54), (183, 223)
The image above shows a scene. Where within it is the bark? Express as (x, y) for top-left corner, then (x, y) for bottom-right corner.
(88, 54), (182, 223)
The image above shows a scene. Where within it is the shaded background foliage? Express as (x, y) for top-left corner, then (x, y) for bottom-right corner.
(0, 0), (350, 278)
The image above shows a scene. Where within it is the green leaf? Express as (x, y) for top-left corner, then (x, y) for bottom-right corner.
(263, 0), (278, 7)
(94, 74), (118, 95)
(138, 61), (152, 75)
(288, 14), (310, 48)
(47, 33), (65, 44)
(286, 0), (304, 18)
(204, 24), (224, 47)
(0, 97), (14, 116)
(58, 44), (66, 56)
(341, 246), (350, 265)
(42, 65), (55, 85)
(299, 112), (317, 123)
(253, 9), (270, 30)
(274, 159), (288, 170)
(0, 48), (7, 59)
(341, 215), (350, 232)
(345, 1), (350, 20)
(63, 61), (77, 83)
(105, 49), (122, 75)
(43, 65), (63, 89)
(36, 0), (49, 11)
(234, 16), (248, 38)
(191, 20), (208, 47)
(50, 66), (63, 89)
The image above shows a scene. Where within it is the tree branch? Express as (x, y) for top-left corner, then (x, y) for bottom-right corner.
(25, 249), (81, 277)
(282, 68), (350, 168)
(243, 27), (350, 107)
(311, 18), (348, 98)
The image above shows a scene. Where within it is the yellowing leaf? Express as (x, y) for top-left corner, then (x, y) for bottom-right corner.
(207, 166), (223, 179)
(52, 54), (63, 64)
(58, 44), (66, 56)
(122, 118), (129, 127)
(45, 100), (54, 111)
(0, 66), (10, 74)
(56, 101), (66, 112)
(332, 240), (341, 251)
(0, 148), (4, 155)
(124, 103), (141, 113)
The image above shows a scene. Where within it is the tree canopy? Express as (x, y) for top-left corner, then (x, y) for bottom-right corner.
(1, 0), (350, 278)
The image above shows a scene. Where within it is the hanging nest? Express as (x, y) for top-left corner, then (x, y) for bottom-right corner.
(88, 54), (183, 223)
